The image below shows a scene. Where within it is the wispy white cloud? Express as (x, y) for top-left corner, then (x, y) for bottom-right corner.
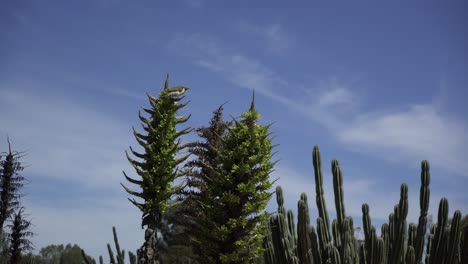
(170, 33), (468, 178)
(337, 104), (468, 176)
(170, 34), (289, 102)
(236, 21), (294, 53)
(317, 82), (356, 108)
(0, 87), (133, 190)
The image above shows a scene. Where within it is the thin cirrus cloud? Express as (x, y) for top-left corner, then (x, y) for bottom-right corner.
(235, 21), (295, 53)
(337, 104), (468, 176)
(0, 85), (135, 190)
(317, 83), (356, 108)
(169, 32), (468, 178)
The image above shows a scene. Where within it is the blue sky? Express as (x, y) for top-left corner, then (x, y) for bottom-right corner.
(1, 0), (467, 261)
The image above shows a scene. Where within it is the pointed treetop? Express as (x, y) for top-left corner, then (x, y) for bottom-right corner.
(164, 74), (170, 90)
(7, 135), (12, 153)
(249, 89), (256, 112)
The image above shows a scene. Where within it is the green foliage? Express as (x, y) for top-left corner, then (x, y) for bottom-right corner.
(57, 244), (93, 264)
(184, 93), (276, 264)
(211, 93), (276, 263)
(38, 244), (65, 263)
(121, 76), (193, 263)
(154, 199), (199, 263)
(160, 245), (198, 264)
(14, 243), (95, 264)
(182, 103), (232, 263)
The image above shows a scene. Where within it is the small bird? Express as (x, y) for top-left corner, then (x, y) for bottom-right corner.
(164, 86), (189, 97)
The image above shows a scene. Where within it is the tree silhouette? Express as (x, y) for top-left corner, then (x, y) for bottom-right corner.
(6, 207), (33, 264)
(0, 139), (26, 237)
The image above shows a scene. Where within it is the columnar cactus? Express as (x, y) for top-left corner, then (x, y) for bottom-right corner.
(428, 198), (448, 263)
(266, 186), (299, 264)
(406, 246), (415, 264)
(309, 225), (322, 264)
(446, 210), (462, 264)
(414, 161), (430, 263)
(263, 220), (276, 264)
(313, 146), (331, 247)
(297, 193), (312, 264)
(388, 184), (408, 264)
(461, 224), (468, 263)
(332, 160), (345, 238)
(262, 147), (465, 264)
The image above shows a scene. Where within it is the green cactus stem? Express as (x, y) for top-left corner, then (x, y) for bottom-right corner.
(446, 210), (461, 264)
(414, 161), (430, 263)
(388, 184), (408, 264)
(313, 146), (331, 246)
(405, 246), (415, 264)
(428, 198), (448, 263)
(297, 193), (312, 264)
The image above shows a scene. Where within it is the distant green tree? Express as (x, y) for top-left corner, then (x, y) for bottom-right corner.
(19, 243), (95, 264)
(198, 93), (276, 264)
(38, 244), (65, 263)
(59, 244), (94, 264)
(121, 76), (193, 264)
(20, 252), (46, 264)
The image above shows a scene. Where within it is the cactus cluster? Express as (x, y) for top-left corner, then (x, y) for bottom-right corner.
(82, 226), (137, 264)
(263, 145), (466, 264)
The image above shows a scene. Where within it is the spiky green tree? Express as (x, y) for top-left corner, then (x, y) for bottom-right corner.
(0, 139), (26, 238)
(121, 76), (193, 264)
(206, 92), (277, 264)
(181, 104), (232, 263)
(6, 207), (33, 264)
